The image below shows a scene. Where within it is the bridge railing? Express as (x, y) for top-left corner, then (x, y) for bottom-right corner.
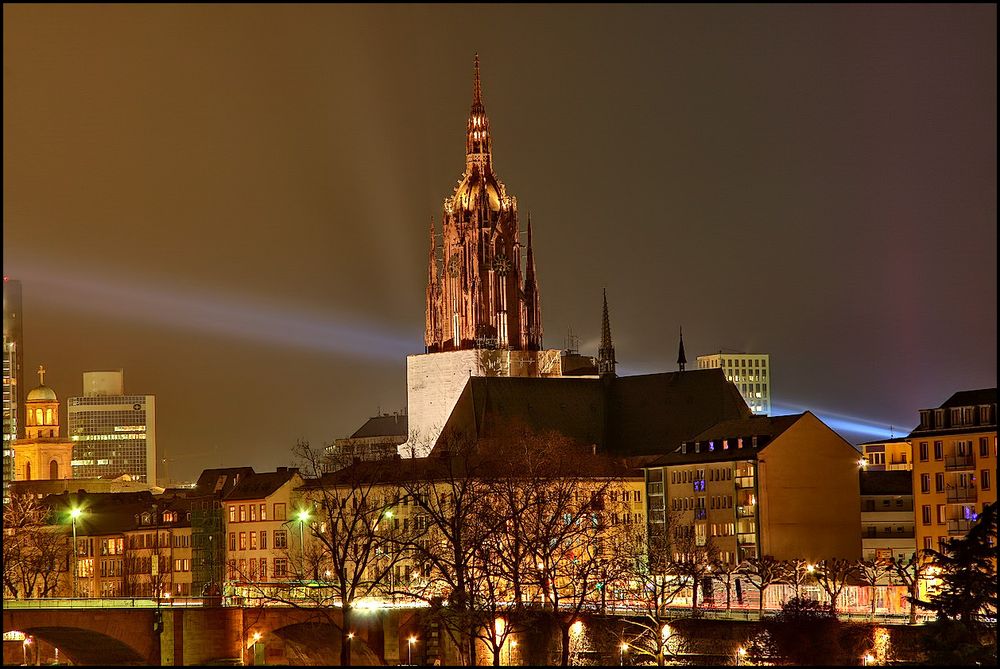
(2, 597), (206, 609)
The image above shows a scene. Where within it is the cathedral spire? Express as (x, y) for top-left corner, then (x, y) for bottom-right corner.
(522, 215), (542, 350)
(473, 53), (482, 106)
(424, 216), (439, 351)
(598, 289), (616, 378)
(677, 326), (687, 372)
(466, 54), (492, 164)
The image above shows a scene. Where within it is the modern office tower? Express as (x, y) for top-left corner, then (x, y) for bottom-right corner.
(3, 277), (25, 496)
(909, 388), (996, 555)
(67, 370), (157, 484)
(696, 352), (771, 415)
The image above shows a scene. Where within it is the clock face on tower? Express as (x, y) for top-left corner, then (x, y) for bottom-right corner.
(448, 254), (462, 278)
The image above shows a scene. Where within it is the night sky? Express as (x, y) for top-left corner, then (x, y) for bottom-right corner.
(3, 5), (996, 482)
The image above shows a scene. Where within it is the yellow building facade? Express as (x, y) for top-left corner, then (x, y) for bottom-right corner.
(909, 389), (997, 556)
(12, 366), (73, 481)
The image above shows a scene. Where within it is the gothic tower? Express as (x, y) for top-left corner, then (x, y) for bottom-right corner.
(425, 55), (543, 353)
(598, 289), (617, 378)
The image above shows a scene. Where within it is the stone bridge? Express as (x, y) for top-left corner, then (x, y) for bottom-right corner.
(3, 602), (422, 666)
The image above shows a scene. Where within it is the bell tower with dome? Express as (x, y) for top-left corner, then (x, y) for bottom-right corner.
(13, 365), (73, 481)
(425, 55), (542, 353)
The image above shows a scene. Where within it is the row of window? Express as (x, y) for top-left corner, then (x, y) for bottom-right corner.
(918, 437), (992, 461)
(671, 496), (734, 511)
(228, 502), (285, 523)
(918, 470), (989, 493)
(229, 529), (283, 552)
(228, 557), (286, 580)
(918, 406), (993, 430)
(670, 468), (736, 485)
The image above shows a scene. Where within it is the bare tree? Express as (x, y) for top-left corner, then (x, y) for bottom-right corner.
(781, 559), (815, 601)
(814, 558), (858, 614)
(888, 552), (921, 625)
(2, 494), (70, 598)
(710, 555), (743, 613)
(666, 529), (718, 612)
(622, 520), (689, 666)
(739, 555), (784, 613)
(401, 434), (493, 666)
(237, 440), (417, 667)
(856, 558), (892, 619)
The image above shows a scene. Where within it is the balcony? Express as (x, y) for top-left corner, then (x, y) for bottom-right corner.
(737, 505), (756, 518)
(945, 454), (975, 471)
(947, 519), (973, 535)
(863, 528), (915, 539)
(737, 533), (756, 546)
(694, 508), (707, 520)
(734, 476), (754, 489)
(946, 485), (977, 503)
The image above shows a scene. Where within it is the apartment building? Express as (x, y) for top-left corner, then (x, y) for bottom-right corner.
(908, 388), (997, 554)
(41, 490), (191, 598)
(859, 470), (915, 562)
(644, 412), (862, 565)
(223, 468), (304, 594)
(860, 436), (912, 472)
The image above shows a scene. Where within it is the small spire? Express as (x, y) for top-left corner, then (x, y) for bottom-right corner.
(38, 364), (46, 385)
(677, 326), (687, 372)
(473, 53), (482, 106)
(598, 289), (616, 377)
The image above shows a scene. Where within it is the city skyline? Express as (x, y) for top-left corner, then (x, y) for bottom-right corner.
(3, 5), (996, 482)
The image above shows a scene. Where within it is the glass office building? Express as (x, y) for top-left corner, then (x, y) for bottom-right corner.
(67, 371), (156, 484)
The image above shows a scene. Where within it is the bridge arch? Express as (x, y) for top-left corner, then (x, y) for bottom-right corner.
(3, 609), (158, 666)
(5, 626), (146, 665)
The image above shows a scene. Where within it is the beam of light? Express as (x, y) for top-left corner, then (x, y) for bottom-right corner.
(771, 402), (905, 441)
(13, 266), (417, 362)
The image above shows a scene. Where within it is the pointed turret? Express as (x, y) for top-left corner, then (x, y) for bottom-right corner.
(425, 216), (440, 351)
(598, 289), (617, 377)
(522, 215), (542, 350)
(677, 326), (687, 372)
(466, 53), (492, 166)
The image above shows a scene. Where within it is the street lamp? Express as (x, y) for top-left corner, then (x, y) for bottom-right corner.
(296, 510), (310, 579)
(620, 642), (628, 666)
(252, 631), (262, 663)
(347, 632), (354, 662)
(863, 653), (875, 666)
(22, 638), (32, 666)
(408, 635), (417, 665)
(70, 507), (83, 598)
(737, 646), (747, 666)
(508, 640), (517, 666)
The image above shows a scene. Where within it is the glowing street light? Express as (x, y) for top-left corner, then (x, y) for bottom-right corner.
(571, 620), (584, 636)
(863, 653), (875, 666)
(508, 640), (517, 666)
(620, 642), (629, 666)
(737, 646), (747, 666)
(347, 632), (354, 661)
(69, 507), (83, 598)
(408, 636), (418, 665)
(22, 637), (32, 665)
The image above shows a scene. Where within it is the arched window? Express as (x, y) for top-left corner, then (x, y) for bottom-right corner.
(25, 461), (32, 481)
(46, 408), (53, 424)
(50, 460), (59, 480)
(35, 408), (44, 425)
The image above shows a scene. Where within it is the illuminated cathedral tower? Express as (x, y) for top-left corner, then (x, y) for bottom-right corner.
(425, 55), (542, 353)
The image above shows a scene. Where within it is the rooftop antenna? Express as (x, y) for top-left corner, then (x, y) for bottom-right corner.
(565, 326), (580, 354)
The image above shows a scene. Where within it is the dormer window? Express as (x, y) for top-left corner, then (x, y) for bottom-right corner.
(934, 409), (945, 427)
(950, 408), (962, 426)
(919, 410), (933, 429)
(694, 442), (701, 453)
(141, 513), (150, 525)
(980, 406), (992, 424)
(962, 407), (974, 425)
